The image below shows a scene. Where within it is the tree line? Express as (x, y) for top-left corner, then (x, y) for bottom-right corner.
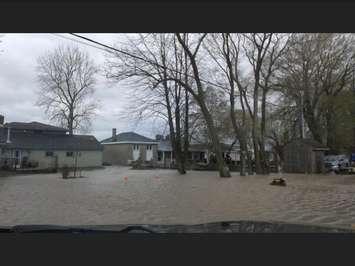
(36, 33), (355, 177)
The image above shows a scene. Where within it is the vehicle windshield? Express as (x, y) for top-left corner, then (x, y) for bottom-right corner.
(1, 33), (355, 232)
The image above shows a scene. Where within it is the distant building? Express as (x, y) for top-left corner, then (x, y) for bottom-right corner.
(283, 138), (329, 174)
(156, 135), (240, 168)
(157, 138), (174, 167)
(100, 129), (279, 169)
(0, 116), (103, 170)
(101, 129), (158, 165)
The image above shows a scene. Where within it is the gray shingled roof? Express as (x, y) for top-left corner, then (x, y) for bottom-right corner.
(0, 130), (102, 151)
(156, 140), (240, 152)
(5, 122), (68, 132)
(288, 138), (329, 150)
(101, 132), (157, 144)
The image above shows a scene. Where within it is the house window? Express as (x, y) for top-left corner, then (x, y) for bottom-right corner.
(147, 145), (152, 150)
(66, 151), (74, 157)
(45, 151), (54, 157)
(133, 145), (139, 150)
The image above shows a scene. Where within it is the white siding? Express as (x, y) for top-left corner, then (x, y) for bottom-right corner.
(28, 150), (102, 169)
(28, 150), (55, 169)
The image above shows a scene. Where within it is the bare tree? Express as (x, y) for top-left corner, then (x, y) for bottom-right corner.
(227, 33), (289, 175)
(278, 33), (355, 148)
(266, 96), (300, 170)
(37, 45), (98, 134)
(105, 34), (191, 174)
(239, 34), (273, 174)
(257, 34), (289, 173)
(204, 33), (253, 175)
(174, 33), (231, 177)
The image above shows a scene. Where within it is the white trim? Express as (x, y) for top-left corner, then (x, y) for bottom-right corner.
(133, 145), (140, 160)
(146, 148), (153, 161)
(102, 141), (158, 145)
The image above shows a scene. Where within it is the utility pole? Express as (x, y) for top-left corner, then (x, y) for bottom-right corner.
(352, 64), (355, 157)
(73, 151), (78, 178)
(300, 90), (305, 139)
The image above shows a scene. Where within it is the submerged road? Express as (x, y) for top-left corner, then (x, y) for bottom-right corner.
(0, 166), (355, 228)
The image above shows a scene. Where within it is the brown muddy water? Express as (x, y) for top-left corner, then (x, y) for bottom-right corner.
(0, 166), (355, 228)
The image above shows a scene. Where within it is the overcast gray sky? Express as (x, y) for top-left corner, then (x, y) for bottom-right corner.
(0, 34), (166, 140)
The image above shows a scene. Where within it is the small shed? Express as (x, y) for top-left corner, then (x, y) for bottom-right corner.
(283, 138), (329, 174)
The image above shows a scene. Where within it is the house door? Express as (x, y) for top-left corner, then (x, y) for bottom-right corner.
(133, 145), (140, 161)
(146, 145), (153, 161)
(15, 150), (21, 168)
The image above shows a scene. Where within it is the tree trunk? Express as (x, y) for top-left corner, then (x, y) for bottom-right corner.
(274, 149), (279, 173)
(238, 131), (253, 175)
(252, 127), (262, 174)
(68, 108), (74, 135)
(325, 104), (336, 152)
(174, 100), (186, 174)
(246, 149), (253, 175)
(303, 107), (323, 144)
(252, 76), (262, 174)
(183, 89), (190, 168)
(200, 101), (231, 177)
(229, 95), (246, 176)
(239, 102), (253, 175)
(175, 33), (230, 178)
(239, 149), (246, 176)
(259, 144), (269, 175)
(227, 55), (246, 176)
(303, 90), (324, 144)
(260, 89), (269, 175)
(163, 81), (186, 174)
(175, 141), (186, 174)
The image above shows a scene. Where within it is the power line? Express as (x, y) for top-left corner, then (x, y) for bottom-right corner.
(51, 34), (111, 53)
(66, 33), (281, 107)
(69, 33), (237, 90)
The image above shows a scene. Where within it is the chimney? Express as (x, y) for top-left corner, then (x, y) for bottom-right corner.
(0, 115), (4, 126)
(112, 128), (117, 142)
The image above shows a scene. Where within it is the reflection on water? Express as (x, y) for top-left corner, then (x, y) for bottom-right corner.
(0, 166), (355, 228)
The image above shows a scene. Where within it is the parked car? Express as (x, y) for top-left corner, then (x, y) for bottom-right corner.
(324, 154), (350, 172)
(324, 155), (336, 163)
(325, 160), (339, 172)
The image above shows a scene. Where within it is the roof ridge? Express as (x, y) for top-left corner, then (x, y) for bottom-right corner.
(117, 131), (136, 134)
(101, 131), (157, 143)
(5, 121), (67, 131)
(2, 130), (102, 151)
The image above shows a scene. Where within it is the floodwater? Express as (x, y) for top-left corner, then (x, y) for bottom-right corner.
(1, 166), (355, 228)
